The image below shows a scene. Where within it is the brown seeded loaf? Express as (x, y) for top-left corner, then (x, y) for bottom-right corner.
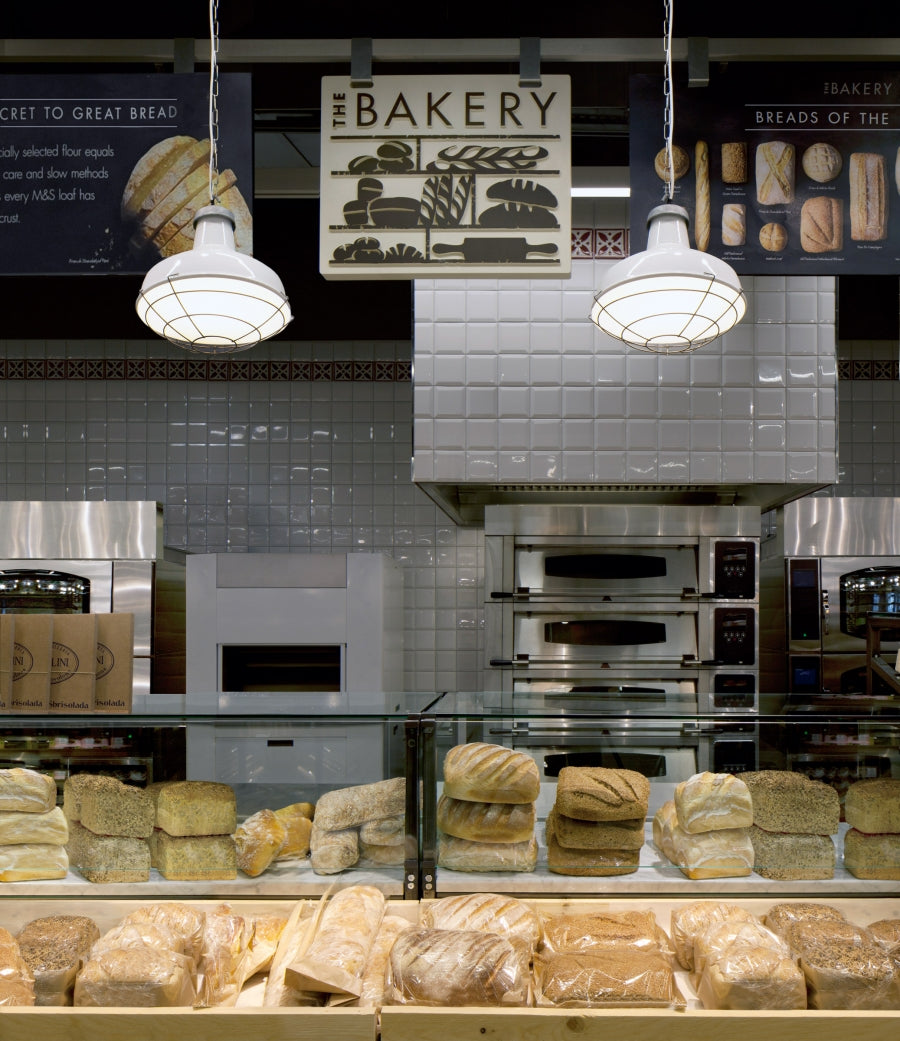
(546, 817), (640, 877)
(764, 902), (847, 937)
(66, 819), (149, 883)
(151, 780), (237, 837)
(78, 776), (154, 838)
(843, 828), (900, 880)
(442, 743), (540, 804)
(535, 948), (677, 1007)
(555, 766), (650, 822)
(844, 777), (900, 833)
(437, 792), (535, 843)
(742, 770), (840, 834)
(749, 825), (835, 880)
(540, 907), (668, 955)
(549, 807), (644, 850)
(16, 914), (100, 1006)
(149, 829), (237, 881)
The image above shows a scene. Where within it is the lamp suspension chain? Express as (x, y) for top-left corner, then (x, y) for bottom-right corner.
(662, 0), (675, 203)
(207, 0), (220, 206)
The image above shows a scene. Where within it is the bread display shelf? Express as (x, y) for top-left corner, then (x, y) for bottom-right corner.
(1, 896), (898, 1039)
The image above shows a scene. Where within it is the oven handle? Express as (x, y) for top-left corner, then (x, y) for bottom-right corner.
(490, 657), (708, 668)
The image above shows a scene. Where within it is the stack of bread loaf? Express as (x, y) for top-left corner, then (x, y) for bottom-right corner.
(64, 774), (154, 882)
(147, 780), (237, 881)
(309, 777), (406, 875)
(546, 766), (648, 876)
(842, 777), (900, 880)
(652, 771), (754, 880)
(0, 766), (69, 882)
(437, 743), (539, 873)
(671, 900), (806, 1009)
(743, 770), (840, 879)
(533, 907), (680, 1007)
(765, 901), (898, 1009)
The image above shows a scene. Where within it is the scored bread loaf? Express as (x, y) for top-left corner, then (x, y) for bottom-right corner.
(800, 196), (843, 253)
(0, 841), (68, 882)
(844, 777), (900, 833)
(756, 141), (795, 204)
(442, 743), (540, 804)
(387, 926), (526, 1006)
(151, 780), (237, 837)
(313, 777), (406, 831)
(437, 792), (535, 843)
(285, 884), (385, 997)
(420, 892), (542, 950)
(759, 221), (788, 252)
(234, 808), (287, 877)
(694, 140), (710, 251)
(849, 151), (887, 241)
(721, 203), (746, 247)
(674, 772), (753, 833)
(742, 770), (840, 834)
(357, 914), (414, 1008)
(555, 766), (650, 822)
(437, 831), (538, 873)
(802, 142), (842, 183)
(16, 914), (99, 1006)
(0, 767), (56, 814)
(0, 805), (68, 845)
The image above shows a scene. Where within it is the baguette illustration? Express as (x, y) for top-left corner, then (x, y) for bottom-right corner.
(426, 144), (548, 172)
(695, 141), (710, 251)
(849, 152), (887, 241)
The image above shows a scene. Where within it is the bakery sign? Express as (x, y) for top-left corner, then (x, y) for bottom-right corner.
(319, 75), (571, 279)
(0, 72), (252, 275)
(629, 64), (900, 274)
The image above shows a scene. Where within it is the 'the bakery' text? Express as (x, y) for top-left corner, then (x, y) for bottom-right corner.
(332, 90), (560, 129)
(823, 81), (894, 96)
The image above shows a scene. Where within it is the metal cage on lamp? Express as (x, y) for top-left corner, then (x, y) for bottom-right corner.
(135, 1), (291, 353)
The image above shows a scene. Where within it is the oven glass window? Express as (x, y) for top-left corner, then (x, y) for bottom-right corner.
(0, 570), (90, 614)
(221, 645), (341, 692)
(840, 566), (900, 637)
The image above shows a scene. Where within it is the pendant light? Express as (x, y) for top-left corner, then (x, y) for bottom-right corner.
(135, 0), (292, 353)
(589, 0), (745, 353)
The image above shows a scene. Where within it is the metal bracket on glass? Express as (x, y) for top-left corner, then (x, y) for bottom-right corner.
(351, 38), (373, 87)
(519, 38), (541, 87)
(688, 38), (709, 87)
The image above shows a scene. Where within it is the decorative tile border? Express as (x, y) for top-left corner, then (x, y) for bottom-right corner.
(0, 359), (412, 381)
(571, 228), (629, 259)
(837, 359), (900, 381)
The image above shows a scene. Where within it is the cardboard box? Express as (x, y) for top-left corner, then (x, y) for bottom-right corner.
(49, 613), (98, 713)
(10, 613), (52, 712)
(94, 612), (135, 714)
(0, 614), (14, 711)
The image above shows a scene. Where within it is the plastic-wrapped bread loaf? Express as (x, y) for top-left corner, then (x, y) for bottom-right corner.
(0, 768), (56, 814)
(422, 892), (542, 949)
(122, 903), (207, 968)
(16, 914), (99, 1006)
(195, 907), (251, 1007)
(386, 926), (526, 1006)
(785, 919), (897, 1010)
(540, 908), (669, 956)
(0, 926), (35, 1006)
(0, 806), (67, 845)
(763, 902), (847, 938)
(535, 948), (679, 1008)
(693, 917), (790, 980)
(74, 946), (194, 1007)
(313, 777), (406, 832)
(356, 914), (414, 1007)
(697, 943), (807, 1010)
(437, 831), (538, 872)
(669, 902), (758, 972)
(437, 793), (535, 843)
(442, 743), (540, 804)
(285, 884), (385, 997)
(674, 772), (753, 833)
(652, 796), (753, 879)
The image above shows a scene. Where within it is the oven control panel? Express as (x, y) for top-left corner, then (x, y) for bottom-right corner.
(713, 541), (756, 599)
(714, 606), (756, 665)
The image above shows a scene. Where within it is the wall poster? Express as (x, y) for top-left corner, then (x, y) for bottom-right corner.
(320, 75), (571, 279)
(630, 64), (900, 275)
(0, 73), (252, 275)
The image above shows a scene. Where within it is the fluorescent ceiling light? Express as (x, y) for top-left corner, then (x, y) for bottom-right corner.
(571, 185), (630, 197)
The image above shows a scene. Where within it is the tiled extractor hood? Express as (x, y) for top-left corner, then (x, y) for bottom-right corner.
(412, 265), (837, 524)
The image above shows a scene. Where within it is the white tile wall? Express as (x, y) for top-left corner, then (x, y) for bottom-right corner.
(413, 270), (838, 488)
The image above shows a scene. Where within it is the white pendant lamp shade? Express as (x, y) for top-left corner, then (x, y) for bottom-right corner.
(136, 205), (292, 354)
(590, 204), (746, 353)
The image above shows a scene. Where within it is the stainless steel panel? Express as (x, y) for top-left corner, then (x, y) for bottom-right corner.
(0, 501), (163, 560)
(781, 497), (900, 557)
(111, 561), (153, 656)
(485, 503), (761, 538)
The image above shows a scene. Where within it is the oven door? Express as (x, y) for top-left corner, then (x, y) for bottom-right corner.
(0, 561), (113, 614)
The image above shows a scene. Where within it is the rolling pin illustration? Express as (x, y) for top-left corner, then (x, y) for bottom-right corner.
(431, 238), (558, 262)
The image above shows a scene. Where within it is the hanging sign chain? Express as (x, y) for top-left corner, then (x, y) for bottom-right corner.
(207, 0), (221, 205)
(662, 0), (675, 202)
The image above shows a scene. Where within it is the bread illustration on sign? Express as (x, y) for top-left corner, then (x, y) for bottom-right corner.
(755, 141), (795, 205)
(654, 144), (690, 182)
(121, 135), (252, 258)
(800, 196), (843, 253)
(849, 152), (888, 241)
(478, 178), (559, 229)
(802, 142), (843, 183)
(759, 222), (788, 252)
(721, 203), (746, 247)
(721, 142), (748, 184)
(694, 141), (710, 251)
(347, 140), (414, 175)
